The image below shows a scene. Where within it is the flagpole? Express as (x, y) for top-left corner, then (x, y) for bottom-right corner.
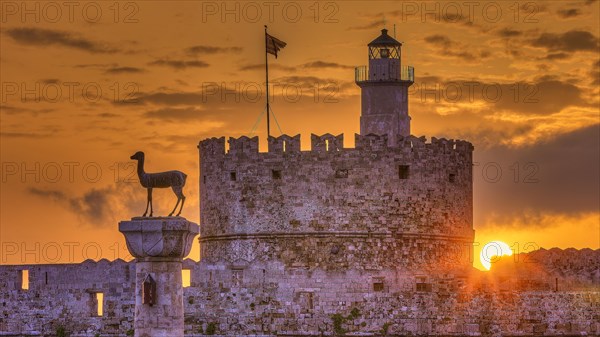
(264, 25), (271, 138)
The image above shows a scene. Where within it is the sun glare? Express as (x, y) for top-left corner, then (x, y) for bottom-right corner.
(480, 241), (513, 271)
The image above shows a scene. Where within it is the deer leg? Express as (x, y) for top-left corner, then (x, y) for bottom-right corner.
(176, 195), (186, 216)
(168, 199), (180, 217)
(168, 186), (181, 217)
(148, 188), (153, 217)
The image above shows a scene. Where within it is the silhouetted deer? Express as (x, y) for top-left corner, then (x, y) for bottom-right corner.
(130, 151), (187, 217)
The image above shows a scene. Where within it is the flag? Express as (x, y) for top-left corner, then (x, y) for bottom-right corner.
(266, 33), (286, 58)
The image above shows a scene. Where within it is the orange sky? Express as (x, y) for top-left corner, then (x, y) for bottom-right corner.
(1, 1), (598, 270)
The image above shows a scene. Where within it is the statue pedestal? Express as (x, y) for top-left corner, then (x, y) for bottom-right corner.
(119, 217), (199, 337)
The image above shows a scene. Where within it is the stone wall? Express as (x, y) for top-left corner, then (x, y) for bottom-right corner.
(198, 133), (475, 269)
(184, 261), (600, 337)
(0, 259), (135, 336)
(1, 250), (598, 337)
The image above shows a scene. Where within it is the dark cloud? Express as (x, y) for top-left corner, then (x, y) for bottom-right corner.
(132, 75), (354, 129)
(590, 61), (600, 85)
(591, 60), (600, 85)
(474, 124), (600, 227)
(1, 105), (53, 115)
(149, 59), (209, 70)
(425, 34), (451, 46)
(138, 92), (208, 106)
(301, 61), (353, 69)
(134, 87), (261, 117)
(424, 34), (491, 61)
(557, 8), (582, 18)
(105, 66), (145, 74)
(531, 30), (599, 53)
(28, 184), (142, 227)
(41, 78), (60, 84)
(5, 27), (119, 54)
(74, 63), (116, 69)
(0, 131), (51, 138)
(241, 60), (351, 72)
(542, 52), (570, 60)
(496, 80), (585, 114)
(134, 72), (354, 109)
(498, 28), (523, 38)
(272, 75), (341, 87)
(272, 76), (355, 95)
(185, 45), (243, 55)
(98, 112), (119, 118)
(0, 105), (26, 114)
(412, 77), (587, 115)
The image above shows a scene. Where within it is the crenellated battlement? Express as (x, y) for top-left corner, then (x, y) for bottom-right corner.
(228, 135), (259, 157)
(197, 136), (225, 158)
(268, 134), (301, 153)
(311, 133), (344, 152)
(199, 133), (474, 160)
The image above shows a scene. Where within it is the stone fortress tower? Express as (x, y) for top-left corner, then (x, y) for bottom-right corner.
(1, 29), (598, 337)
(198, 28), (474, 273)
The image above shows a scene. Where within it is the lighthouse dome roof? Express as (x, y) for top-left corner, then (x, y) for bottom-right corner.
(368, 29), (402, 47)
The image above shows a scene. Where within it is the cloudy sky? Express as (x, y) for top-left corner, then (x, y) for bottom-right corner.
(1, 1), (598, 269)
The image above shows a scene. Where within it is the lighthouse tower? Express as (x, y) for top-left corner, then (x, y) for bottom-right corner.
(355, 29), (414, 146)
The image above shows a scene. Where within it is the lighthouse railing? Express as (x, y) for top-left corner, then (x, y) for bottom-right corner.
(355, 65), (414, 83)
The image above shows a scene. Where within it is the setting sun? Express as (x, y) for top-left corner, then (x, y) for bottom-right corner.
(480, 241), (514, 271)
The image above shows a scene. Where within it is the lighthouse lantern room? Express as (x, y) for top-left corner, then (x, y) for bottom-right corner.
(355, 29), (415, 146)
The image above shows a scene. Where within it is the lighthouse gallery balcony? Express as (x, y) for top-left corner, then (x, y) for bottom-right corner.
(355, 64), (415, 83)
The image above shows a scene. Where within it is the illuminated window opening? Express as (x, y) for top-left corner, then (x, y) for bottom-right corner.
(283, 140), (287, 152)
(95, 292), (104, 316)
(182, 269), (191, 288)
(21, 270), (29, 290)
(325, 139), (330, 151)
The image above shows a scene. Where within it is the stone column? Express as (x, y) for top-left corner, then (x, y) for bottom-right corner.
(119, 217), (199, 337)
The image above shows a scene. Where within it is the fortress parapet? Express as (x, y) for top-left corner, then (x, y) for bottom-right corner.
(268, 134), (300, 153)
(199, 133), (474, 159)
(199, 133), (474, 271)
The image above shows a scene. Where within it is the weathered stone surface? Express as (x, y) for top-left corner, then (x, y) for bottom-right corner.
(199, 134), (475, 270)
(1, 250), (598, 336)
(119, 217), (199, 259)
(120, 217), (199, 337)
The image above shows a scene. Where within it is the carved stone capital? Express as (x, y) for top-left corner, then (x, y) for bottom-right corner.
(119, 217), (199, 259)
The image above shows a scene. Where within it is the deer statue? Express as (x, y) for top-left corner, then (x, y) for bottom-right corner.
(129, 151), (187, 217)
